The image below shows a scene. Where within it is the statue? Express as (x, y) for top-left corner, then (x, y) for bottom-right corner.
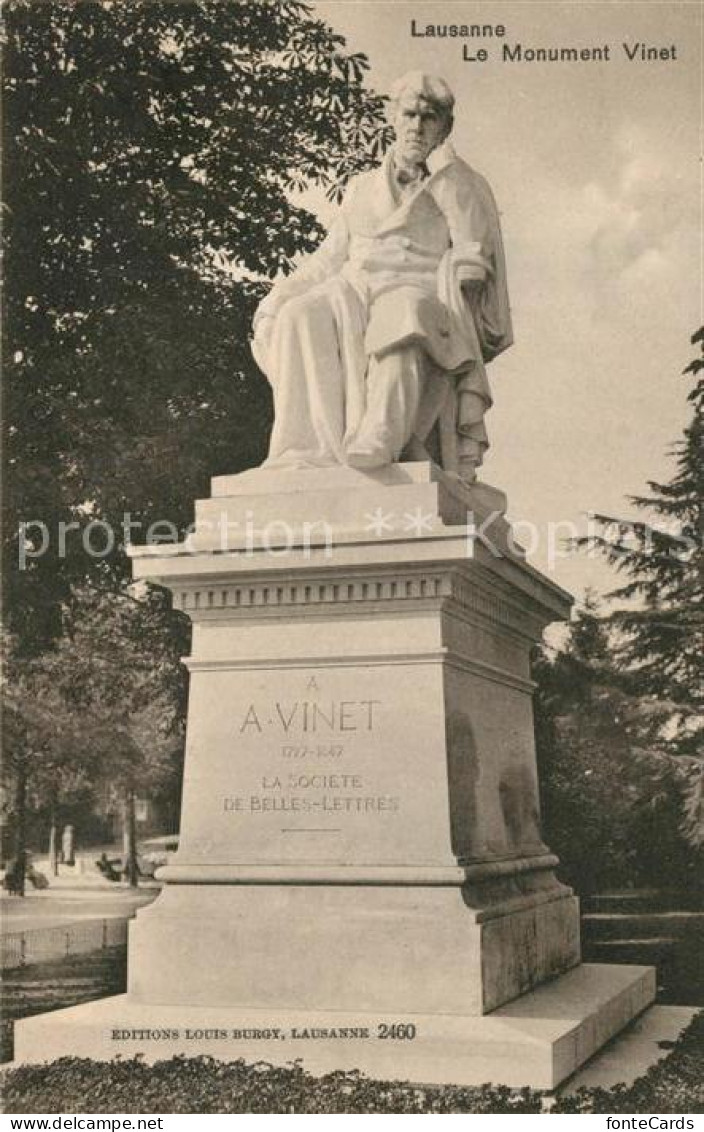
(252, 72), (512, 484)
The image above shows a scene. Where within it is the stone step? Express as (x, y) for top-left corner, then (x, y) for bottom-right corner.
(581, 889), (704, 915)
(583, 938), (679, 967)
(583, 935), (704, 1007)
(581, 911), (704, 941)
(210, 462), (507, 520)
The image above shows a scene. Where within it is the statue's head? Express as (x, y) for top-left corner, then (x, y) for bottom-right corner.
(389, 72), (454, 166)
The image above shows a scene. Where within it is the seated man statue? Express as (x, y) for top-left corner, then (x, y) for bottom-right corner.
(252, 71), (512, 484)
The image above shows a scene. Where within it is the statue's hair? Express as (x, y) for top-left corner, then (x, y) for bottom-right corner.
(388, 71), (455, 126)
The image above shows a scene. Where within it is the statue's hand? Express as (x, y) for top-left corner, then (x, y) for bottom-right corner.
(449, 243), (491, 286)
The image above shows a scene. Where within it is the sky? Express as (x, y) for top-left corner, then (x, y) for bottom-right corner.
(308, 0), (701, 608)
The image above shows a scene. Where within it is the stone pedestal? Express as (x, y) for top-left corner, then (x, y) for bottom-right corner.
(13, 463), (655, 1086)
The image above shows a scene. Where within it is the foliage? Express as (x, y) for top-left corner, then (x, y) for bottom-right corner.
(2, 636), (95, 808)
(534, 596), (703, 892)
(1, 584), (190, 874)
(2, 0), (391, 654)
(2, 630), (99, 887)
(3, 1011), (703, 1113)
(575, 329), (704, 763)
(33, 584), (189, 793)
(2, 1055), (544, 1114)
(536, 330), (704, 887)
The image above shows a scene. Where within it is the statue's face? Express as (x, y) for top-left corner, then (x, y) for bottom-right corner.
(393, 94), (448, 166)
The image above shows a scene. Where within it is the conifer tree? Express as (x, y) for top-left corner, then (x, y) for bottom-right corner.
(578, 329), (703, 762)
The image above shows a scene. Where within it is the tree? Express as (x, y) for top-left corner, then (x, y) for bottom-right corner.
(1, 585), (189, 889)
(38, 585), (189, 885)
(534, 335), (704, 891)
(576, 329), (703, 763)
(2, 635), (97, 892)
(572, 330), (703, 855)
(2, 0), (391, 654)
(533, 597), (703, 894)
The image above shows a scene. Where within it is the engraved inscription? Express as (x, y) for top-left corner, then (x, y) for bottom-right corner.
(224, 679), (398, 823)
(238, 699), (381, 734)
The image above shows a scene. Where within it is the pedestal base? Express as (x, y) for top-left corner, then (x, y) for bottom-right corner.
(13, 964), (656, 1090)
(126, 880), (580, 1017)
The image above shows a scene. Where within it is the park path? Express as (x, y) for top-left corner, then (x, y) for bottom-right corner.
(1, 883), (159, 934)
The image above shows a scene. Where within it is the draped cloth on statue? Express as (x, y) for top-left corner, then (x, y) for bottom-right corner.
(252, 142), (513, 480)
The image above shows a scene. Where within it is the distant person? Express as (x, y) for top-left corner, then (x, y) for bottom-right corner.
(61, 824), (75, 865)
(2, 854), (24, 895)
(96, 852), (121, 882)
(3, 850), (49, 893)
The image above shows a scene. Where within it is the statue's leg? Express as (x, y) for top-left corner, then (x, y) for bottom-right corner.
(402, 364), (453, 463)
(266, 284), (363, 468)
(455, 391), (490, 484)
(345, 345), (428, 468)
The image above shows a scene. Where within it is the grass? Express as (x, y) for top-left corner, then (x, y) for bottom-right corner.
(2, 948), (127, 1063)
